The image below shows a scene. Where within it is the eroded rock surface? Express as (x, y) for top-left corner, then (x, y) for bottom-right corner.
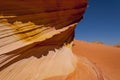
(0, 0), (108, 80)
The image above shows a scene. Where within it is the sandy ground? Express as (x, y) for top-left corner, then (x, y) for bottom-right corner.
(73, 40), (120, 80)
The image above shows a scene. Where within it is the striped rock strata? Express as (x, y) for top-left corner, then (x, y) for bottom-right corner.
(0, 0), (108, 80)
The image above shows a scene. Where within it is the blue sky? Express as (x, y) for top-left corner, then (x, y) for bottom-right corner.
(75, 0), (120, 45)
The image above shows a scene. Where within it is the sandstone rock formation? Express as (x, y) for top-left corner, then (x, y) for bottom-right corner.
(0, 0), (108, 80)
(73, 40), (120, 80)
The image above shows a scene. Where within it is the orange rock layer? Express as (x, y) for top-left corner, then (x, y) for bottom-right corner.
(0, 0), (87, 29)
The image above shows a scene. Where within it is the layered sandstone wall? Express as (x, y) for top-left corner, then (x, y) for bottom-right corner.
(0, 0), (109, 80)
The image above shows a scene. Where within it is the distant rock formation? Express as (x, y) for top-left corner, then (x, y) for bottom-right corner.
(0, 0), (108, 80)
(91, 41), (104, 45)
(114, 44), (120, 48)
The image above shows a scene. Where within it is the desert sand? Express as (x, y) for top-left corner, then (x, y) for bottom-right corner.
(73, 40), (120, 80)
